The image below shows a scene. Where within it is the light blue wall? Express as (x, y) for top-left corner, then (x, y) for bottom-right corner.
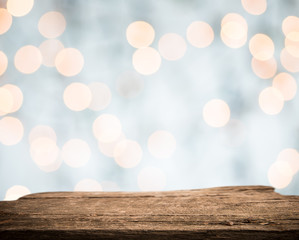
(0, 0), (298, 199)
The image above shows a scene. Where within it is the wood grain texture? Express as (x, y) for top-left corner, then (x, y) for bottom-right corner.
(0, 185), (298, 239)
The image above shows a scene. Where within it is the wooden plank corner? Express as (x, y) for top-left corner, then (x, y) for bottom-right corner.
(0, 185), (298, 239)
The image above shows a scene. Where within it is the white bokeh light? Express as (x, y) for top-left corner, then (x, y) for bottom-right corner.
(62, 139), (91, 168)
(63, 82), (92, 111)
(203, 99), (231, 128)
(0, 9), (12, 35)
(29, 125), (57, 144)
(249, 34), (274, 61)
(272, 72), (297, 101)
(93, 114), (122, 143)
(126, 21), (155, 48)
(251, 57), (277, 79)
(259, 87), (284, 115)
(113, 139), (142, 168)
(38, 157), (62, 173)
(1, 84), (23, 113)
(4, 185), (30, 201)
(38, 11), (66, 38)
(158, 33), (187, 61)
(280, 48), (299, 73)
(98, 133), (125, 158)
(221, 13), (248, 48)
(0, 51), (8, 76)
(241, 0), (267, 15)
(276, 148), (299, 175)
(0, 87), (13, 114)
(55, 48), (84, 77)
(0, 117), (24, 145)
(132, 47), (161, 75)
(14, 45), (42, 74)
(6, 0), (34, 17)
(30, 137), (60, 167)
(148, 130), (176, 159)
(186, 21), (214, 48)
(39, 39), (64, 67)
(268, 161), (293, 189)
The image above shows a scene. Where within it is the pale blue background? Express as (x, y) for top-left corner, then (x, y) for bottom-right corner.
(0, 0), (299, 199)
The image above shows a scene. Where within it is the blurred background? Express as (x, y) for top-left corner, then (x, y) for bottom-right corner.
(1, 0), (299, 200)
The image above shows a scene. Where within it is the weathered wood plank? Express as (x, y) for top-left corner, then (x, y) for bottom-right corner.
(0, 185), (298, 239)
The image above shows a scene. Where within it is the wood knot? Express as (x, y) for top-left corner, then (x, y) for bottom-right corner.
(223, 221), (234, 226)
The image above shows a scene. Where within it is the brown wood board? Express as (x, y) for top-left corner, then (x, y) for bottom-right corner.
(0, 185), (298, 239)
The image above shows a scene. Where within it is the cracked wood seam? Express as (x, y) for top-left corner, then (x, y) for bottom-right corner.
(0, 185), (298, 239)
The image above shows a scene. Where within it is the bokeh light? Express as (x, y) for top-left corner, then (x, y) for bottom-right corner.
(280, 47), (299, 72)
(147, 130), (176, 159)
(158, 33), (187, 61)
(222, 22), (246, 40)
(285, 36), (299, 58)
(221, 13), (248, 29)
(241, 0), (267, 15)
(74, 179), (102, 191)
(277, 148), (299, 175)
(186, 21), (214, 48)
(126, 21), (155, 48)
(0, 51), (8, 76)
(137, 167), (166, 191)
(61, 139), (91, 168)
(4, 185), (30, 201)
(221, 29), (247, 48)
(39, 39), (64, 67)
(14, 45), (42, 74)
(221, 24), (247, 48)
(249, 34), (274, 61)
(113, 139), (142, 168)
(88, 82), (111, 111)
(93, 114), (122, 143)
(0, 117), (24, 145)
(63, 82), (92, 111)
(0, 87), (13, 115)
(98, 133), (125, 158)
(38, 157), (62, 173)
(132, 47), (161, 75)
(251, 57), (277, 79)
(55, 48), (84, 77)
(283, 16), (299, 58)
(2, 84), (23, 113)
(30, 137), (60, 167)
(272, 72), (297, 101)
(282, 16), (299, 39)
(0, 8), (12, 35)
(1, 0), (299, 198)
(6, 0), (34, 17)
(116, 71), (144, 98)
(38, 11), (66, 38)
(220, 13), (248, 48)
(268, 161), (293, 189)
(29, 125), (57, 144)
(259, 87), (284, 115)
(203, 99), (231, 128)
(29, 124), (60, 173)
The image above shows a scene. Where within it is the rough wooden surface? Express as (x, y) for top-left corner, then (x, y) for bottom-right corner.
(0, 185), (298, 239)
